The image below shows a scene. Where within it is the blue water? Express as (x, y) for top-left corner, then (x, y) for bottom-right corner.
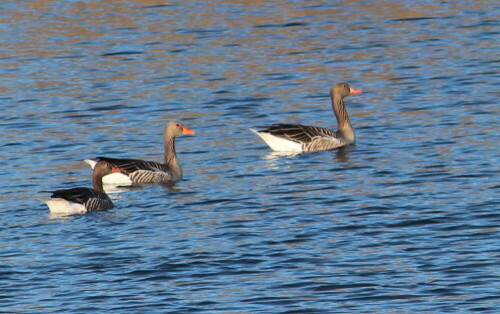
(1, 0), (499, 312)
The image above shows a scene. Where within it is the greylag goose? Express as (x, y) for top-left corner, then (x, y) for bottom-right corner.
(85, 121), (195, 185)
(42, 161), (117, 214)
(251, 82), (362, 153)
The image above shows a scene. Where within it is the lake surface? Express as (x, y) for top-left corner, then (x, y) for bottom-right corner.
(1, 0), (499, 312)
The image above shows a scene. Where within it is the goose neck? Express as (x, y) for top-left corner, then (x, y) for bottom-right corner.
(331, 93), (355, 143)
(164, 136), (181, 176)
(92, 171), (105, 192)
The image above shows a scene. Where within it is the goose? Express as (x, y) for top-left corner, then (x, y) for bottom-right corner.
(85, 121), (195, 185)
(42, 161), (117, 214)
(251, 82), (362, 153)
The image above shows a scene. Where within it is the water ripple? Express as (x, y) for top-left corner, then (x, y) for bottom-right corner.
(0, 0), (498, 312)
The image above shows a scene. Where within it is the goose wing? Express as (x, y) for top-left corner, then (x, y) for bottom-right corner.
(262, 124), (338, 144)
(50, 187), (113, 211)
(96, 157), (169, 174)
(129, 170), (175, 184)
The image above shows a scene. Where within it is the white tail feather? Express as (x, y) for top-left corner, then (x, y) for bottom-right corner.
(250, 129), (303, 152)
(84, 159), (97, 169)
(42, 198), (87, 214)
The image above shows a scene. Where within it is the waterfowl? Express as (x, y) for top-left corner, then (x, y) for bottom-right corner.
(42, 161), (117, 214)
(251, 82), (362, 153)
(85, 121), (195, 185)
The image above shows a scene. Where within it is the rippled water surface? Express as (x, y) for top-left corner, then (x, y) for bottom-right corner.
(1, 0), (499, 312)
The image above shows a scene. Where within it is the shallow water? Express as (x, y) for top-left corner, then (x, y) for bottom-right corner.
(1, 0), (499, 312)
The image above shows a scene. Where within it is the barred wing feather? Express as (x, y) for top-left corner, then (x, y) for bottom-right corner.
(129, 170), (174, 184)
(265, 124), (338, 144)
(304, 134), (345, 152)
(96, 157), (169, 174)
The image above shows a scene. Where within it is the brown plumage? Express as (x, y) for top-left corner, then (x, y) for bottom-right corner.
(87, 121), (195, 185)
(42, 161), (117, 214)
(251, 83), (362, 153)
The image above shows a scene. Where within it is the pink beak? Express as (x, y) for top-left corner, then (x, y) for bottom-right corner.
(349, 87), (362, 95)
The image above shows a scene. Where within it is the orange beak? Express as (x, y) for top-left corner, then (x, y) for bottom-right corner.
(349, 87), (362, 95)
(111, 167), (122, 173)
(182, 126), (195, 135)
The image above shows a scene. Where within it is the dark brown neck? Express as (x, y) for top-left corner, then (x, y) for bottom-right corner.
(92, 171), (105, 192)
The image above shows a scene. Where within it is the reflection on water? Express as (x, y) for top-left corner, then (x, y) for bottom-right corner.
(0, 0), (498, 312)
(331, 147), (350, 163)
(262, 151), (300, 159)
(46, 212), (76, 220)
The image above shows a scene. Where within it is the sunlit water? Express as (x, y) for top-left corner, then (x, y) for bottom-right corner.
(1, 1), (498, 312)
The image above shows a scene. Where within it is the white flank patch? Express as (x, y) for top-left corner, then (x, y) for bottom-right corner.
(84, 159), (133, 186)
(250, 129), (303, 153)
(42, 198), (87, 214)
(102, 173), (133, 185)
